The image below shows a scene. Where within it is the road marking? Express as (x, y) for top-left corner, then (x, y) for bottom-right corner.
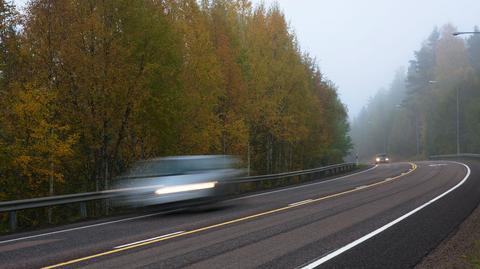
(113, 231), (185, 249)
(300, 161), (469, 269)
(355, 185), (368, 190)
(42, 163), (415, 269)
(0, 211), (180, 245)
(289, 199), (314, 207)
(2, 165), (378, 245)
(429, 164), (448, 167)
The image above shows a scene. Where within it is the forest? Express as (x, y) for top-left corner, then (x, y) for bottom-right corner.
(352, 24), (480, 161)
(0, 0), (352, 203)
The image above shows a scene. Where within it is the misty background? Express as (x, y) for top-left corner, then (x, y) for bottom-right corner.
(252, 0), (480, 118)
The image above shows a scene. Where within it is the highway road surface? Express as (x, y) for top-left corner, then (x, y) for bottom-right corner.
(0, 160), (478, 269)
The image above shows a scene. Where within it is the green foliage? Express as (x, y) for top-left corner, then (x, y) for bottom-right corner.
(0, 0), (351, 204)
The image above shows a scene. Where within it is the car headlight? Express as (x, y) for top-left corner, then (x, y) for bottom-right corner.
(386, 158), (389, 161)
(155, 182), (217, 195)
(376, 158), (380, 162)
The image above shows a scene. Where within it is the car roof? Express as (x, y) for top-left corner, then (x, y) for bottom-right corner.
(136, 155), (235, 163)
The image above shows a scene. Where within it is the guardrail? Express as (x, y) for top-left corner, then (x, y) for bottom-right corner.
(229, 163), (357, 183)
(0, 162), (357, 232)
(430, 153), (480, 159)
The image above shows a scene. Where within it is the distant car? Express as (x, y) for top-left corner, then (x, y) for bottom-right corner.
(112, 155), (246, 207)
(375, 153), (390, 164)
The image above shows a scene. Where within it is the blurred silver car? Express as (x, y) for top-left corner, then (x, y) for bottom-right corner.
(112, 155), (246, 207)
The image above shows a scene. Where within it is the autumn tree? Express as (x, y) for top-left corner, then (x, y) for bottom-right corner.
(208, 0), (249, 157)
(1, 0), (352, 203)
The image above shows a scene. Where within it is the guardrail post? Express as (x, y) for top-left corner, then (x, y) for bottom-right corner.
(104, 200), (110, 216)
(9, 211), (17, 231)
(80, 202), (87, 218)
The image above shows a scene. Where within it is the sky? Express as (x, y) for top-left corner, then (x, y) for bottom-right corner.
(251, 0), (480, 118)
(13, 0), (480, 118)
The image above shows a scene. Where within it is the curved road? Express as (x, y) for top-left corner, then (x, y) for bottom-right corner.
(0, 160), (478, 269)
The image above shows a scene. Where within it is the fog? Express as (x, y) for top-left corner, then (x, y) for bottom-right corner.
(13, 0), (480, 118)
(250, 0), (480, 118)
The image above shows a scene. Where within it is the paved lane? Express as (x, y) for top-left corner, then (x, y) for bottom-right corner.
(0, 161), (472, 269)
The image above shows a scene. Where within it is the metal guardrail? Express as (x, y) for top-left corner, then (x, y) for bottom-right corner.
(0, 162), (356, 231)
(229, 163), (356, 183)
(430, 153), (480, 159)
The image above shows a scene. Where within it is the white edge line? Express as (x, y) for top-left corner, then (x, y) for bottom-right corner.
(113, 231), (185, 249)
(289, 199), (314, 207)
(0, 164), (380, 244)
(233, 165), (379, 201)
(300, 161), (471, 269)
(429, 164), (448, 167)
(0, 211), (178, 245)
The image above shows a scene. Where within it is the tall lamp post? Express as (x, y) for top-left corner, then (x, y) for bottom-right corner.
(452, 31), (480, 36)
(449, 31), (479, 155)
(396, 104), (420, 156)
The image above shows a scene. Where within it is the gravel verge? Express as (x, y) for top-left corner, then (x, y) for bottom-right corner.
(416, 202), (480, 269)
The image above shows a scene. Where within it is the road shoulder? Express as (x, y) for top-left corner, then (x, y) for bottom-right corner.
(416, 161), (480, 269)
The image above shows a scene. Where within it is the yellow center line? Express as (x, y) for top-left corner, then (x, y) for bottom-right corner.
(43, 162), (417, 269)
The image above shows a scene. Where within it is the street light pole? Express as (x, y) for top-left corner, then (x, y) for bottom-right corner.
(452, 31), (480, 36)
(395, 104), (420, 156)
(415, 114), (420, 156)
(456, 86), (460, 155)
(450, 31), (480, 154)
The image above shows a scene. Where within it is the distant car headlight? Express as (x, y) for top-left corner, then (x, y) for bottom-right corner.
(154, 182), (217, 195)
(386, 158), (389, 161)
(376, 158), (380, 162)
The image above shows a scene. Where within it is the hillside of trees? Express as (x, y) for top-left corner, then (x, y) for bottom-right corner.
(0, 0), (352, 202)
(352, 24), (480, 161)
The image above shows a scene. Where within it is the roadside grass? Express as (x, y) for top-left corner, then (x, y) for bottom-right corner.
(467, 241), (480, 268)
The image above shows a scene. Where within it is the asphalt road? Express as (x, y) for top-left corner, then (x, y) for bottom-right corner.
(0, 160), (477, 269)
